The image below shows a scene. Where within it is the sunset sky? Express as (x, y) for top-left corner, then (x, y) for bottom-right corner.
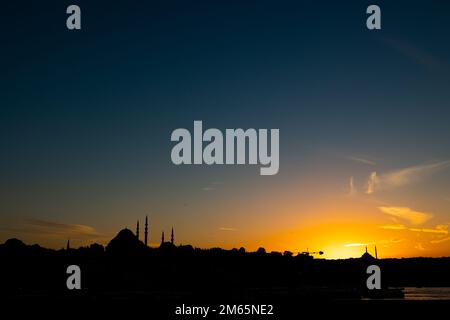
(1, 0), (450, 259)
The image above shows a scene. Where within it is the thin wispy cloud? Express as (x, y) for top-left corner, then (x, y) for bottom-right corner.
(7, 219), (105, 241)
(409, 227), (448, 234)
(26, 219), (99, 235)
(436, 225), (449, 231)
(383, 161), (450, 187)
(431, 237), (450, 244)
(344, 238), (404, 248)
(383, 37), (444, 71)
(380, 224), (407, 230)
(346, 156), (376, 166)
(366, 161), (450, 194)
(380, 224), (448, 235)
(389, 238), (405, 244)
(344, 243), (369, 247)
(378, 206), (433, 225)
(202, 181), (224, 192)
(348, 176), (356, 196)
(366, 172), (378, 194)
(219, 227), (237, 232)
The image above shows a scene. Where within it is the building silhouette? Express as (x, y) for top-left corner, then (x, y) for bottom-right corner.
(144, 215), (148, 246)
(136, 220), (140, 240)
(106, 228), (146, 255)
(360, 246), (375, 262)
(132, 217), (176, 248)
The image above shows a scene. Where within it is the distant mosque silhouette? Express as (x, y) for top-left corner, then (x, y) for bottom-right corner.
(134, 215), (175, 247)
(360, 245), (377, 261)
(105, 216), (176, 254)
(135, 215), (150, 246)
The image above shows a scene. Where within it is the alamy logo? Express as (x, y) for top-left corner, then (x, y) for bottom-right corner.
(66, 5), (81, 30)
(366, 265), (381, 290)
(66, 265), (81, 290)
(171, 121), (279, 175)
(366, 5), (381, 30)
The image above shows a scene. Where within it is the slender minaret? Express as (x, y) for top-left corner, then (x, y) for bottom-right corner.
(171, 227), (174, 245)
(144, 215), (148, 246)
(375, 245), (378, 259)
(365, 246), (368, 254)
(66, 239), (70, 251)
(136, 220), (140, 239)
(161, 231), (165, 245)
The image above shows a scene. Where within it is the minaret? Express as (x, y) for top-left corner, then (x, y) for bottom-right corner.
(136, 220), (140, 240)
(365, 246), (368, 254)
(171, 227), (174, 245)
(161, 231), (165, 245)
(144, 216), (148, 246)
(66, 239), (70, 250)
(375, 245), (378, 259)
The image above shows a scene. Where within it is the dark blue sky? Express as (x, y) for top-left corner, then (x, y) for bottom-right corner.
(1, 1), (450, 255)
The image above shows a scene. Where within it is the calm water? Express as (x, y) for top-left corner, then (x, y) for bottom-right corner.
(403, 287), (450, 300)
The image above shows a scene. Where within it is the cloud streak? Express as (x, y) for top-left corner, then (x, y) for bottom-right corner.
(378, 206), (433, 225)
(380, 224), (407, 230)
(346, 156), (376, 166)
(7, 219), (104, 241)
(366, 172), (378, 194)
(430, 237), (450, 244)
(348, 176), (356, 196)
(366, 161), (450, 194)
(202, 181), (224, 192)
(383, 37), (445, 71)
(219, 227), (237, 232)
(380, 224), (448, 235)
(344, 243), (368, 247)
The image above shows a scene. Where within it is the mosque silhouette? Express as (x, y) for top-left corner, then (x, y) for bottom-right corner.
(105, 216), (176, 255)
